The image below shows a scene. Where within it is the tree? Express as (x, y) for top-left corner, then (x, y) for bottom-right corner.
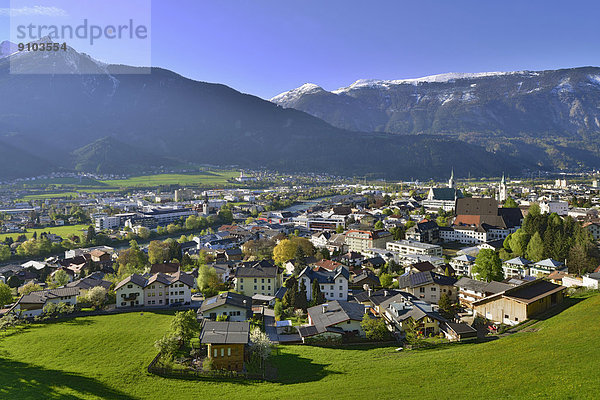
(507, 229), (530, 257)
(117, 241), (148, 272)
(503, 197), (519, 208)
(273, 239), (297, 265)
(196, 265), (221, 295)
(336, 225), (344, 234)
(374, 220), (384, 230)
(282, 277), (298, 309)
(137, 226), (151, 240)
(0, 244), (10, 261)
(249, 327), (272, 363)
(568, 241), (600, 276)
(528, 203), (541, 216)
(19, 282), (42, 296)
(274, 299), (284, 320)
(148, 240), (171, 264)
(6, 275), (21, 289)
(0, 282), (12, 308)
(311, 279), (325, 305)
(379, 273), (393, 288)
(403, 317), (424, 347)
(360, 313), (389, 341)
(296, 279), (308, 311)
(171, 310), (199, 345)
(86, 286), (107, 309)
(47, 269), (70, 288)
(155, 333), (180, 360)
(405, 220), (416, 230)
(438, 292), (456, 320)
(472, 249), (504, 282)
(86, 225), (96, 243)
(526, 231), (545, 262)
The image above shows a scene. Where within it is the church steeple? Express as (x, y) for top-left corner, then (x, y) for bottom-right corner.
(448, 168), (455, 189)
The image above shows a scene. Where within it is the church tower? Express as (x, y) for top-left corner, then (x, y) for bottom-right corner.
(498, 173), (507, 202)
(448, 168), (455, 189)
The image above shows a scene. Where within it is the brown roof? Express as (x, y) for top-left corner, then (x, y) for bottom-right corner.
(504, 280), (565, 304)
(456, 198), (499, 215)
(313, 260), (343, 271)
(150, 263), (180, 274)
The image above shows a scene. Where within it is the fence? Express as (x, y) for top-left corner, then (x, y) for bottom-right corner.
(147, 352), (278, 382)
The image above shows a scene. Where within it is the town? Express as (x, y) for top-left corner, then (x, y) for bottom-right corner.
(1, 168), (599, 393)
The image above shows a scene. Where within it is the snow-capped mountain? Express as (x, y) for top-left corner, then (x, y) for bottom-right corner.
(270, 68), (600, 167)
(0, 39), (528, 179)
(0, 41), (18, 59)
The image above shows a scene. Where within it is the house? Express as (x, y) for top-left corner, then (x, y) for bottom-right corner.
(10, 287), (80, 318)
(340, 251), (365, 267)
(299, 301), (368, 342)
(502, 257), (531, 278)
(473, 279), (566, 325)
(529, 258), (564, 277)
(298, 265), (349, 301)
(405, 220), (440, 243)
(325, 233), (347, 254)
(386, 240), (443, 258)
(405, 261), (436, 274)
(362, 256), (386, 269)
(354, 289), (416, 315)
(199, 292), (253, 321)
(440, 322), (478, 341)
(312, 259), (344, 271)
(200, 321), (249, 371)
(450, 254), (476, 277)
(115, 271), (194, 308)
(234, 260), (282, 297)
(115, 274), (146, 308)
(455, 277), (515, 310)
(381, 295), (446, 336)
(422, 181), (463, 212)
(582, 222), (600, 240)
(150, 263), (180, 275)
(66, 275), (112, 291)
(344, 229), (392, 253)
(310, 231), (333, 248)
(351, 269), (380, 289)
(441, 198), (522, 244)
(395, 271), (457, 304)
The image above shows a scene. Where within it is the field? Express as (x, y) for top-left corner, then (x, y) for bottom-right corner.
(1, 295), (599, 399)
(0, 224), (90, 241)
(99, 171), (240, 188)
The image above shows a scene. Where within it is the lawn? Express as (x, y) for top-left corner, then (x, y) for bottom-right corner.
(99, 171), (240, 188)
(0, 224), (90, 241)
(1, 295), (599, 399)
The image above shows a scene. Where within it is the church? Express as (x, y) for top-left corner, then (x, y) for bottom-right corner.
(422, 169), (464, 211)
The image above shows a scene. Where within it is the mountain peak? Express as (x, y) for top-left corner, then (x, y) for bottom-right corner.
(0, 40), (18, 59)
(270, 82), (325, 105)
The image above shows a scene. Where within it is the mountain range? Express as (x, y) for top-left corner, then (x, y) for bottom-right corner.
(0, 38), (596, 180)
(271, 69), (600, 171)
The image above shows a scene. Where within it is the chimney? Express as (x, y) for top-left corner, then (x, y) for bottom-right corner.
(384, 290), (389, 297)
(368, 288), (372, 297)
(322, 303), (329, 313)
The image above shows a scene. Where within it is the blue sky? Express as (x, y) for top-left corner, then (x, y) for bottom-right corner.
(3, 0), (600, 98)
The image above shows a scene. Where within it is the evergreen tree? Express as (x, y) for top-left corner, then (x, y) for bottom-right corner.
(311, 279), (325, 305)
(526, 231), (545, 262)
(86, 225), (96, 244)
(296, 279), (308, 311)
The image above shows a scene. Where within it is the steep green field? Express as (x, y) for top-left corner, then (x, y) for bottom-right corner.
(1, 295), (598, 399)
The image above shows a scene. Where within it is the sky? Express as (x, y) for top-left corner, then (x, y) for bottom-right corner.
(2, 0), (600, 98)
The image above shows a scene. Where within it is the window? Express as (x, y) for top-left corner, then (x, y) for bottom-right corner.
(221, 348), (224, 357)
(420, 287), (425, 293)
(241, 285), (244, 290)
(431, 287), (436, 292)
(254, 278), (257, 283)
(339, 293), (343, 298)
(227, 348), (231, 356)
(504, 314), (509, 319)
(127, 284), (132, 289)
(254, 285), (257, 290)
(261, 278), (264, 283)
(267, 279), (271, 283)
(268, 286), (271, 290)
(214, 349), (218, 357)
(159, 300), (162, 304)
(262, 286), (264, 290)
(339, 286), (343, 290)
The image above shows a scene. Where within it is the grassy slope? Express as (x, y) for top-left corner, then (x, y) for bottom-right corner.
(1, 296), (599, 400)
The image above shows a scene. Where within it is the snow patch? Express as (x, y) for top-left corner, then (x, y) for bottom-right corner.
(270, 83), (324, 105)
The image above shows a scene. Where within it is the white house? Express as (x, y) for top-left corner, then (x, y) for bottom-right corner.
(298, 265), (350, 301)
(10, 287), (80, 318)
(115, 274), (146, 308)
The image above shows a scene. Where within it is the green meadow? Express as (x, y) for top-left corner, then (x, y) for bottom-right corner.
(1, 294), (598, 399)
